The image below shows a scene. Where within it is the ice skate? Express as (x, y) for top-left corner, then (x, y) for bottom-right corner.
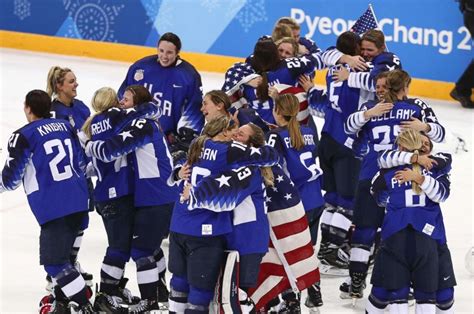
(304, 283), (322, 313)
(93, 291), (128, 313)
(116, 278), (140, 306)
(39, 294), (55, 314)
(68, 301), (94, 314)
(128, 298), (160, 314)
(157, 276), (169, 310)
(319, 246), (350, 276)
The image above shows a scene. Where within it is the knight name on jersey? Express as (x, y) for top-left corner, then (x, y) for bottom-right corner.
(201, 148), (218, 161)
(91, 118), (112, 135)
(283, 134), (315, 148)
(370, 108), (417, 122)
(36, 122), (69, 136)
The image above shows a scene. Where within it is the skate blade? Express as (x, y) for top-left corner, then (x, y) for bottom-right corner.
(308, 307), (321, 314)
(352, 298), (357, 307)
(159, 302), (169, 311)
(319, 264), (349, 276)
(339, 291), (352, 299)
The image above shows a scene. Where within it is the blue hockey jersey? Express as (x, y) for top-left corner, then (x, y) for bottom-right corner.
(86, 117), (178, 206)
(371, 156), (451, 243)
(118, 55), (204, 136)
(50, 98), (91, 131)
(266, 126), (324, 210)
(188, 166), (269, 255)
(345, 98), (445, 180)
(346, 51), (402, 93)
(318, 64), (366, 149)
(223, 53), (320, 124)
(88, 103), (160, 202)
(0, 119), (89, 225)
(171, 140), (279, 237)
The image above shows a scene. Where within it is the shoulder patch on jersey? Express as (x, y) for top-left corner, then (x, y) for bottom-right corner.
(134, 69), (144, 81)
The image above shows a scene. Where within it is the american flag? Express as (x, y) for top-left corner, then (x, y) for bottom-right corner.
(248, 167), (320, 310)
(350, 5), (379, 35)
(221, 62), (260, 109)
(274, 84), (310, 125)
(187, 166), (320, 311)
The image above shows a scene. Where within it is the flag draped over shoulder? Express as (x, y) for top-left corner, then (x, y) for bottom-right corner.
(248, 168), (320, 310)
(350, 5), (379, 35)
(221, 62), (259, 109)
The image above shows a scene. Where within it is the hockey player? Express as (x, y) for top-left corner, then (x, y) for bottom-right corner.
(81, 87), (160, 312)
(119, 84), (172, 307)
(266, 94), (324, 312)
(222, 38), (322, 125)
(45, 66), (94, 291)
(189, 123), (273, 312)
(118, 32), (204, 153)
(201, 90), (233, 123)
(377, 133), (457, 314)
(368, 129), (454, 313)
(0, 90), (93, 312)
(300, 31), (367, 274)
(344, 69), (445, 301)
(167, 116), (279, 313)
(84, 88), (176, 313)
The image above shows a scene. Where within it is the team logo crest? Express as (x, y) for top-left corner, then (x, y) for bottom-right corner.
(134, 69), (144, 81)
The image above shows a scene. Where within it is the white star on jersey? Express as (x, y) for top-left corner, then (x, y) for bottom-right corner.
(250, 147), (262, 155)
(276, 175), (284, 183)
(119, 131), (133, 141)
(300, 56), (311, 66)
(265, 196), (272, 203)
(284, 193), (293, 200)
(215, 175), (231, 188)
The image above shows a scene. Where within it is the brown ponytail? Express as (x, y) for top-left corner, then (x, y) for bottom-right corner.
(187, 116), (232, 166)
(274, 94), (304, 150)
(246, 123), (274, 186)
(383, 69), (411, 103)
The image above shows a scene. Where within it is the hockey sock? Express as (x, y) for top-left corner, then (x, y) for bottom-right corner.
(169, 275), (189, 313)
(100, 248), (128, 294)
(55, 264), (88, 305)
(350, 227), (377, 274)
(436, 288), (454, 314)
(328, 206), (353, 246)
(134, 255), (158, 300)
(187, 286), (213, 313)
(389, 302), (409, 314)
(154, 248), (167, 277)
(70, 229), (84, 264)
(414, 290), (436, 314)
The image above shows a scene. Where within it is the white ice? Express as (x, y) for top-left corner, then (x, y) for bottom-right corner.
(0, 48), (473, 313)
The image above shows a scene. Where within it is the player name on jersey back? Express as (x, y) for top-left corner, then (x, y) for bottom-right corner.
(36, 122), (69, 136)
(370, 109), (417, 122)
(91, 118), (112, 135)
(283, 134), (315, 148)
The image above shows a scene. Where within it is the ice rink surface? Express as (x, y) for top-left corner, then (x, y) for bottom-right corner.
(0, 48), (473, 313)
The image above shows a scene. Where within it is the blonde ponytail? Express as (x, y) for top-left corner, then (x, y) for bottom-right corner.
(396, 129), (423, 194)
(81, 87), (118, 139)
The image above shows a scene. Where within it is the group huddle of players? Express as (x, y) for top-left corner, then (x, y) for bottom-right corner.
(0, 15), (456, 314)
